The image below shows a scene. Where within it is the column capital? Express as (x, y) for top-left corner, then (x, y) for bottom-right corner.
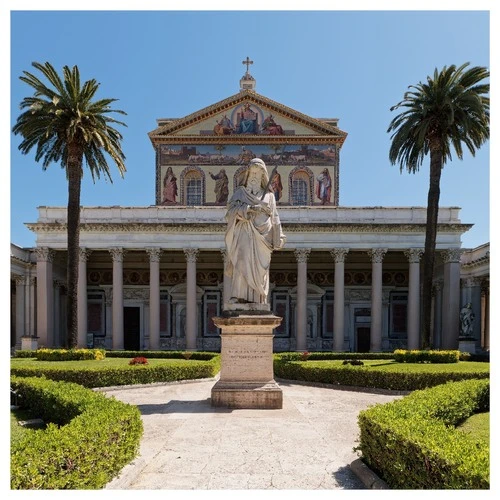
(441, 248), (462, 263)
(183, 248), (199, 263)
(404, 248), (424, 263)
(14, 275), (26, 286)
(79, 247), (93, 262)
(109, 247), (126, 263)
(368, 248), (388, 263)
(294, 248), (311, 263)
(146, 248), (163, 262)
(220, 248), (228, 263)
(330, 248), (350, 263)
(35, 247), (56, 263)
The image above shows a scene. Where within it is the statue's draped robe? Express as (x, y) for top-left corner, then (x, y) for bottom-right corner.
(225, 187), (284, 304)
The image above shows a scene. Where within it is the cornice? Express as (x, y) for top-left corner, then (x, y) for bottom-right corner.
(26, 222), (473, 234)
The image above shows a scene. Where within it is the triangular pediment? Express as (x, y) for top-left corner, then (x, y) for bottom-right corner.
(148, 90), (347, 145)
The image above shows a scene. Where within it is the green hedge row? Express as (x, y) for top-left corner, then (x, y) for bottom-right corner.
(11, 357), (221, 388)
(273, 360), (489, 391)
(35, 348), (106, 361)
(10, 376), (143, 489)
(393, 349), (464, 363)
(357, 379), (490, 489)
(276, 352), (395, 362)
(105, 350), (218, 361)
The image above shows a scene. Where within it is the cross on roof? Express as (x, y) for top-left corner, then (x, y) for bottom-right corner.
(242, 57), (253, 73)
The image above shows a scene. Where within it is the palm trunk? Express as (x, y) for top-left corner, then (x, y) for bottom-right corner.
(421, 147), (443, 349)
(66, 146), (83, 348)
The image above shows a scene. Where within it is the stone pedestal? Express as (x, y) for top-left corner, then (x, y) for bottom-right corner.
(21, 336), (39, 351)
(211, 313), (283, 409)
(459, 339), (477, 354)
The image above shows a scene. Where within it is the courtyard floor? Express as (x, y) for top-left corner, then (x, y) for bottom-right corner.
(102, 378), (402, 490)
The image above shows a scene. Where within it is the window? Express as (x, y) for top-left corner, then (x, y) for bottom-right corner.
(203, 290), (221, 337)
(290, 169), (312, 205)
(160, 293), (171, 337)
(186, 176), (202, 205)
(87, 291), (105, 338)
(322, 290), (334, 338)
(272, 291), (290, 337)
(390, 292), (408, 339)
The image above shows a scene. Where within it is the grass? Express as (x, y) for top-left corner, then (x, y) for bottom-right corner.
(457, 412), (490, 444)
(302, 359), (489, 373)
(10, 408), (40, 447)
(10, 357), (195, 370)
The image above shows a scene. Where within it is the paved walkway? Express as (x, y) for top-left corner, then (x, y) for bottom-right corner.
(102, 379), (402, 490)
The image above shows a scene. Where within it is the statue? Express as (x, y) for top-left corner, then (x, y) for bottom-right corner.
(224, 158), (286, 306)
(460, 303), (475, 337)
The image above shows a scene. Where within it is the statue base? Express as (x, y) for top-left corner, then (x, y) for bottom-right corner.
(211, 313), (283, 409)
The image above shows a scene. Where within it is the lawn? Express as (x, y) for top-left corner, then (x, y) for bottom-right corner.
(303, 359), (489, 373)
(457, 412), (490, 444)
(10, 357), (194, 370)
(11, 408), (40, 447)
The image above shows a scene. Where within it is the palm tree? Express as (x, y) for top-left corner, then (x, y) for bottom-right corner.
(13, 61), (127, 348)
(388, 63), (489, 349)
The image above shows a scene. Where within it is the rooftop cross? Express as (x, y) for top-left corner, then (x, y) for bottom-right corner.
(242, 56), (254, 73)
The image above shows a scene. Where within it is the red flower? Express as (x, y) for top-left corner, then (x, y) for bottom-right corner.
(129, 356), (148, 365)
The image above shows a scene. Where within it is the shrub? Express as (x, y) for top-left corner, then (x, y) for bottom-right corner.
(35, 348), (106, 361)
(11, 356), (221, 388)
(105, 350), (218, 361)
(343, 359), (364, 366)
(393, 349), (460, 363)
(10, 376), (143, 489)
(357, 379), (490, 489)
(273, 359), (489, 391)
(275, 352), (394, 362)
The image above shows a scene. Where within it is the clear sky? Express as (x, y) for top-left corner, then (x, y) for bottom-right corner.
(7, 3), (493, 251)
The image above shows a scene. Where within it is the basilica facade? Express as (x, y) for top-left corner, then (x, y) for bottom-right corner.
(10, 69), (490, 354)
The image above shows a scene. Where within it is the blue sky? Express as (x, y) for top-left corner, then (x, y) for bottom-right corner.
(7, 4), (493, 250)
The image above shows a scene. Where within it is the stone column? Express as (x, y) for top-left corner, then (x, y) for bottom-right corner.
(36, 247), (55, 347)
(53, 280), (63, 347)
(330, 248), (349, 352)
(404, 249), (423, 349)
(26, 276), (37, 339)
(221, 248), (230, 307)
(15, 276), (26, 347)
(146, 248), (162, 350)
(432, 280), (443, 348)
(184, 248), (199, 350)
(109, 248), (125, 350)
(77, 248), (92, 348)
(441, 249), (461, 349)
(294, 249), (310, 351)
(368, 248), (388, 352)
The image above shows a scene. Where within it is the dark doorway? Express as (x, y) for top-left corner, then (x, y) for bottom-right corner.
(356, 327), (371, 353)
(124, 307), (141, 350)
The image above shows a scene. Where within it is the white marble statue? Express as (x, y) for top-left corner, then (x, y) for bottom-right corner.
(460, 302), (475, 337)
(224, 158), (286, 306)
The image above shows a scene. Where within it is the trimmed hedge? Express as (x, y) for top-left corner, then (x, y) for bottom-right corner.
(10, 376), (143, 489)
(273, 359), (489, 391)
(357, 379), (490, 489)
(36, 348), (106, 361)
(276, 352), (395, 362)
(393, 349), (461, 363)
(105, 350), (218, 360)
(11, 356), (221, 388)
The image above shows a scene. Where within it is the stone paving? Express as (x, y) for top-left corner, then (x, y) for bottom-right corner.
(103, 379), (402, 490)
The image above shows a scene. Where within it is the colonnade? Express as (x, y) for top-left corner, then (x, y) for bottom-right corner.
(28, 246), (464, 351)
